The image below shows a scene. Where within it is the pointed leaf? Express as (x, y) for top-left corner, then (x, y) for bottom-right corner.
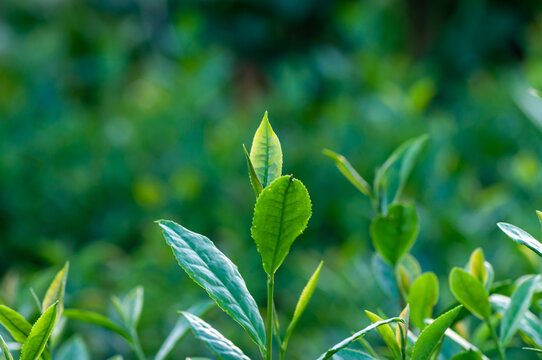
(0, 305), (32, 343)
(63, 309), (131, 340)
(112, 286), (143, 330)
(500, 275), (541, 345)
(0, 334), (14, 360)
(408, 272), (439, 330)
(370, 203), (419, 265)
(468, 249), (487, 285)
(243, 144), (263, 197)
(322, 149), (372, 197)
(283, 261), (323, 348)
(411, 305), (462, 360)
(251, 175), (312, 274)
(155, 301), (214, 360)
(249, 111), (282, 188)
(42, 263), (69, 315)
(449, 268), (491, 320)
(395, 305), (409, 347)
(158, 220), (266, 351)
(20, 302), (58, 360)
(317, 317), (404, 360)
(498, 222), (542, 257)
(365, 311), (401, 359)
(181, 312), (250, 360)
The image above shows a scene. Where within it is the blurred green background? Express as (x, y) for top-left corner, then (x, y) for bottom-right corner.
(2, 0), (542, 358)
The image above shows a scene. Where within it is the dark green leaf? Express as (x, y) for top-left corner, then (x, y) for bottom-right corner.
(411, 305), (462, 360)
(181, 312), (250, 360)
(408, 272), (439, 330)
(251, 175), (312, 274)
(370, 203), (419, 265)
(249, 111), (282, 188)
(20, 302), (58, 360)
(158, 220), (266, 351)
(449, 268), (491, 320)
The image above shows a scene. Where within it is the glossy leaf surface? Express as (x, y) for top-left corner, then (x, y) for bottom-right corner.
(249, 111), (282, 188)
(449, 268), (491, 319)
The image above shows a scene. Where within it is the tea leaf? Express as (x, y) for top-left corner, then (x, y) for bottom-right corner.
(411, 305), (462, 360)
(42, 262), (69, 315)
(449, 268), (491, 320)
(370, 203), (419, 265)
(500, 275), (540, 345)
(0, 305), (32, 343)
(498, 222), (542, 257)
(112, 286), (143, 330)
(181, 312), (250, 360)
(0, 334), (14, 360)
(395, 253), (421, 299)
(449, 350), (484, 360)
(20, 302), (58, 360)
(365, 311), (401, 359)
(468, 249), (487, 285)
(158, 220), (266, 351)
(155, 301), (214, 360)
(408, 272), (438, 330)
(55, 336), (89, 360)
(322, 149), (372, 197)
(317, 317), (404, 360)
(251, 175), (312, 274)
(63, 309), (131, 340)
(243, 144), (263, 197)
(249, 111), (283, 188)
(283, 261), (323, 349)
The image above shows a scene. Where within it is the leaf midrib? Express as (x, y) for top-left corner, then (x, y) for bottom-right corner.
(269, 176), (294, 273)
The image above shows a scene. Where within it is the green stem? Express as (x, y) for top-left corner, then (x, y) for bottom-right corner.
(279, 346), (286, 360)
(131, 330), (146, 360)
(487, 319), (506, 360)
(266, 275), (275, 360)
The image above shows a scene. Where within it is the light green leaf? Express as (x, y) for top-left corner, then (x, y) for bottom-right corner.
(249, 111), (282, 188)
(370, 203), (419, 265)
(112, 286), (143, 330)
(42, 262), (69, 315)
(20, 302), (58, 360)
(449, 350), (484, 360)
(408, 272), (439, 330)
(365, 311), (401, 359)
(322, 149), (372, 198)
(155, 301), (214, 360)
(283, 261), (323, 349)
(251, 175), (312, 274)
(0, 334), (14, 360)
(411, 305), (462, 360)
(317, 317), (404, 360)
(374, 134), (428, 205)
(158, 220), (266, 351)
(500, 275), (541, 345)
(63, 309), (131, 340)
(395, 253), (421, 299)
(55, 336), (89, 360)
(449, 268), (491, 320)
(0, 305), (32, 343)
(498, 222), (542, 257)
(181, 312), (250, 360)
(468, 249), (487, 285)
(243, 144), (263, 197)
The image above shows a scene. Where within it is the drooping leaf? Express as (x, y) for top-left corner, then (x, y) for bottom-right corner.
(408, 272), (439, 330)
(365, 311), (401, 359)
(322, 149), (372, 198)
(181, 312), (250, 360)
(243, 144), (263, 197)
(20, 302), (58, 360)
(317, 317), (404, 360)
(498, 222), (542, 257)
(0, 334), (14, 360)
(0, 305), (32, 343)
(55, 336), (89, 360)
(449, 268), (491, 320)
(370, 203), (419, 265)
(283, 261), (323, 349)
(249, 111), (283, 188)
(411, 305), (462, 360)
(155, 301), (214, 360)
(42, 262), (69, 315)
(468, 249), (487, 285)
(374, 134), (428, 205)
(158, 220), (266, 351)
(63, 309), (131, 340)
(251, 175), (312, 274)
(112, 286), (144, 330)
(500, 275), (541, 345)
